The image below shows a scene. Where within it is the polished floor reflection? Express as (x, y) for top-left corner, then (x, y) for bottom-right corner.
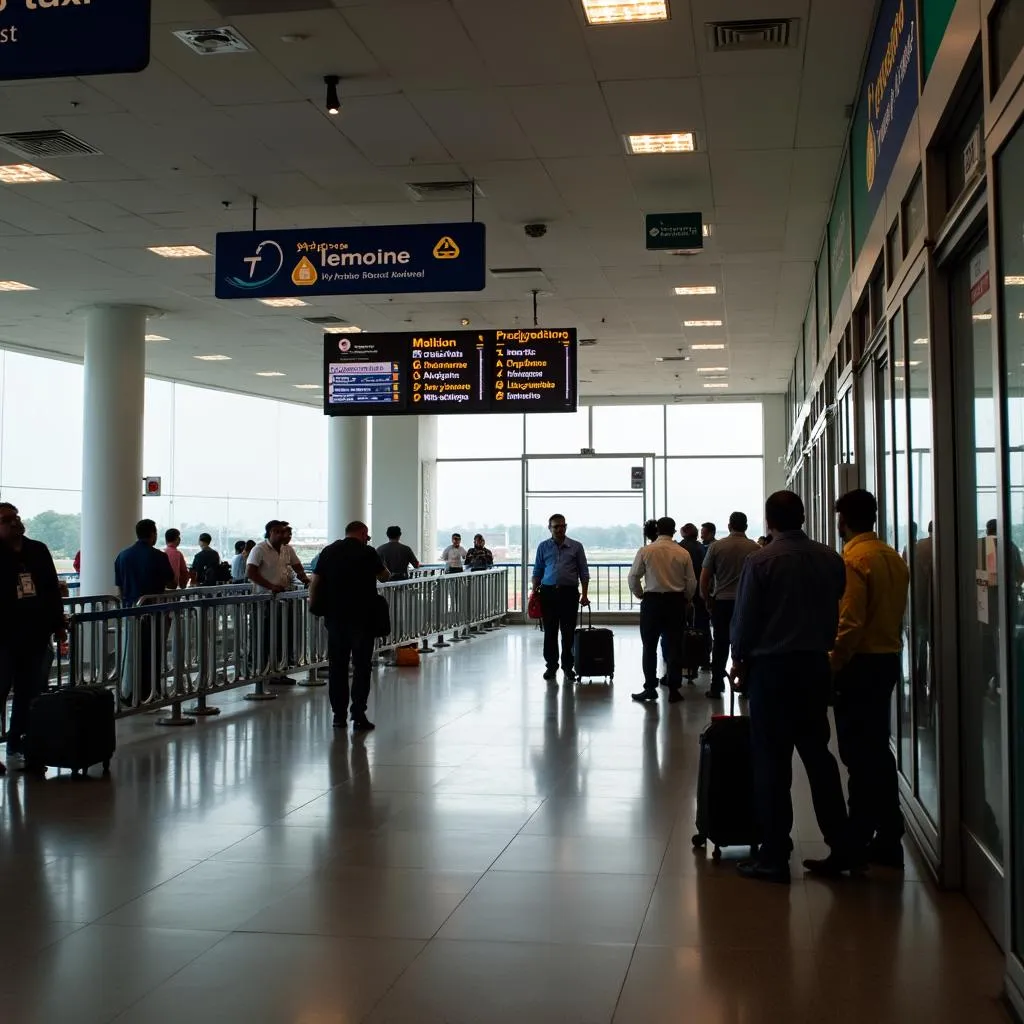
(0, 627), (1009, 1023)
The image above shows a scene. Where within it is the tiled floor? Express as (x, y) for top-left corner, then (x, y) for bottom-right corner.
(0, 626), (1010, 1023)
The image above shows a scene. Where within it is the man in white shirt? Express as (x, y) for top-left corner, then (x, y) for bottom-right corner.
(247, 520), (309, 593)
(441, 533), (468, 573)
(628, 517), (697, 705)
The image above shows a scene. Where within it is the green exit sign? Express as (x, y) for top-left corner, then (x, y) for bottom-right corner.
(645, 212), (703, 252)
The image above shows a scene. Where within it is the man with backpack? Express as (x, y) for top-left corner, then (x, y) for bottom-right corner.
(190, 533), (222, 587)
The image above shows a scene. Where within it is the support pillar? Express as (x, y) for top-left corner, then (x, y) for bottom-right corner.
(327, 416), (368, 542)
(371, 416), (437, 558)
(761, 395), (787, 505)
(81, 305), (148, 598)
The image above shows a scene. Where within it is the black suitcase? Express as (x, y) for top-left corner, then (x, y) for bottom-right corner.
(681, 605), (708, 675)
(692, 692), (758, 859)
(25, 685), (115, 776)
(572, 609), (614, 681)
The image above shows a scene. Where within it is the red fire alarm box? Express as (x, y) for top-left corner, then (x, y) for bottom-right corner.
(143, 476), (162, 497)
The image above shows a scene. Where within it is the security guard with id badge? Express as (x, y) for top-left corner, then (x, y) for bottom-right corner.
(0, 502), (65, 771)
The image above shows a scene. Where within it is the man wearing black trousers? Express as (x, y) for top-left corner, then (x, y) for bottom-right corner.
(309, 521), (390, 732)
(730, 491), (855, 883)
(531, 514), (590, 683)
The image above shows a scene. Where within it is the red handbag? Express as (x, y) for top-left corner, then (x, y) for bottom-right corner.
(527, 591), (543, 619)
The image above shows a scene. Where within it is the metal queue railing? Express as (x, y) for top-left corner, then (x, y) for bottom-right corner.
(61, 568), (509, 726)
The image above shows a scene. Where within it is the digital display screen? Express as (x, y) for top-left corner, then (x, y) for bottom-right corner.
(324, 329), (577, 417)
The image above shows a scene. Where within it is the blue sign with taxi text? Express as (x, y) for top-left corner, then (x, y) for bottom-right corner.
(0, 0), (151, 82)
(215, 222), (486, 301)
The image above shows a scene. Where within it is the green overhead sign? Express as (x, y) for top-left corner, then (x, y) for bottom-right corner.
(645, 212), (703, 251)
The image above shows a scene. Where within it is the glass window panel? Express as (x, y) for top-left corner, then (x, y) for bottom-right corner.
(665, 457), (765, 538)
(666, 403), (763, 456)
(992, 0), (1024, 92)
(436, 460), (521, 563)
(437, 413), (524, 459)
(526, 409), (589, 454)
(528, 457), (645, 493)
(903, 174), (926, 249)
(591, 405), (665, 455)
(906, 276), (938, 822)
(277, 404), (327, 500)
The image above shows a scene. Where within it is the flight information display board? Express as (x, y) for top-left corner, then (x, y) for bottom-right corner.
(324, 328), (577, 416)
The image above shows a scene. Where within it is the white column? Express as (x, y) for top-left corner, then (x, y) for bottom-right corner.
(371, 416), (437, 558)
(81, 305), (148, 598)
(761, 395), (788, 499)
(327, 415), (368, 542)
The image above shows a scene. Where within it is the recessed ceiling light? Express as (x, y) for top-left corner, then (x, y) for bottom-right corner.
(148, 245), (210, 258)
(326, 325), (363, 334)
(684, 319), (723, 327)
(1006, 276), (1024, 286)
(145, 334), (169, 342)
(0, 163), (61, 184)
(696, 366), (728, 374)
(581, 1), (669, 25)
(973, 313), (992, 321)
(0, 280), (36, 291)
(674, 286), (717, 296)
(626, 132), (696, 155)
(194, 354), (231, 361)
(260, 297), (309, 308)
(293, 384), (322, 390)
(703, 382), (729, 389)
(256, 371), (287, 377)
(691, 343), (725, 351)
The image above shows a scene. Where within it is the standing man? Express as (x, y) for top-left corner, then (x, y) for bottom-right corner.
(629, 517), (696, 705)
(442, 533), (468, 573)
(377, 526), (420, 581)
(532, 514), (590, 683)
(678, 522), (710, 677)
(247, 522), (309, 593)
(730, 491), (853, 883)
(309, 521), (389, 732)
(190, 533), (221, 587)
(164, 528), (190, 589)
(830, 489), (910, 869)
(464, 533), (494, 571)
(231, 541), (248, 583)
(0, 503), (65, 770)
(700, 522), (717, 554)
(701, 512), (760, 698)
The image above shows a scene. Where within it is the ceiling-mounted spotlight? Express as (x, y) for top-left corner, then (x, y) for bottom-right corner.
(324, 75), (341, 116)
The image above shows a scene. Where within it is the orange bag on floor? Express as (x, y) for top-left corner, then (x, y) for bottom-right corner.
(396, 646), (420, 668)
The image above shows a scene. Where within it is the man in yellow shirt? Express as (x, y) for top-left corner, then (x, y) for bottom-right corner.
(831, 489), (910, 869)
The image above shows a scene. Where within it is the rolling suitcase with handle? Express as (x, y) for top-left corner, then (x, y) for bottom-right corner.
(572, 607), (614, 682)
(25, 685), (115, 777)
(692, 688), (758, 860)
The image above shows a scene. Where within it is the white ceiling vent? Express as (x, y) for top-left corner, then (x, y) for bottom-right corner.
(173, 26), (252, 55)
(406, 180), (484, 203)
(0, 130), (101, 159)
(706, 18), (799, 52)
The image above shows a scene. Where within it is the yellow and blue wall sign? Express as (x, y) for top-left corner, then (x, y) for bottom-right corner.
(0, 0), (151, 82)
(215, 222), (486, 300)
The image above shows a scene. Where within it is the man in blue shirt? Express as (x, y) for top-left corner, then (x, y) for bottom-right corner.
(531, 514), (590, 682)
(730, 491), (853, 884)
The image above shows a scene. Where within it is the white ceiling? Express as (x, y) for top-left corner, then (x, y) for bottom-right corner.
(0, 0), (874, 404)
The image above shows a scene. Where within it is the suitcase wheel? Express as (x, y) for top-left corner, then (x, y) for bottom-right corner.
(691, 834), (706, 849)
(712, 846), (722, 862)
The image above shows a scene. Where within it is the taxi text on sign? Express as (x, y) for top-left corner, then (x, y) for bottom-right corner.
(0, 0), (151, 82)
(215, 222), (486, 300)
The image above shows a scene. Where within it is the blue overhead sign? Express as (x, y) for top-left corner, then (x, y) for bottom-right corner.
(215, 222), (486, 301)
(0, 0), (151, 82)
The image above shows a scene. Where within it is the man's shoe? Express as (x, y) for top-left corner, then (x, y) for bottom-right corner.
(737, 859), (790, 884)
(543, 668), (557, 681)
(865, 839), (905, 869)
(5, 750), (25, 771)
(563, 669), (577, 683)
(631, 690), (658, 704)
(667, 690), (684, 704)
(803, 853), (864, 878)
(332, 716), (347, 729)
(351, 716), (376, 732)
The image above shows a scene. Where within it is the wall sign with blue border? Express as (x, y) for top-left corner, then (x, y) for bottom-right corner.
(0, 0), (151, 82)
(216, 222), (486, 300)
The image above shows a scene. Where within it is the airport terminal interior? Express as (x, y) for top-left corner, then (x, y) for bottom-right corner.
(2, 0), (1024, 1020)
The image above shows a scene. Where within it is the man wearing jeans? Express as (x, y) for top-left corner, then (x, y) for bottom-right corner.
(532, 514), (590, 683)
(830, 489), (910, 869)
(730, 491), (854, 884)
(701, 511), (759, 699)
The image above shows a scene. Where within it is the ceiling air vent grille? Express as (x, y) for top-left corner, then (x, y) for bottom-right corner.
(0, 130), (101, 159)
(302, 315), (346, 326)
(406, 180), (484, 202)
(706, 18), (798, 52)
(488, 267), (543, 277)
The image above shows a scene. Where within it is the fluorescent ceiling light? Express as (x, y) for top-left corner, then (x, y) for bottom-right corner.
(894, 361), (921, 367)
(145, 334), (169, 342)
(0, 163), (60, 184)
(973, 313), (992, 321)
(894, 376), (905, 382)
(581, 1), (669, 25)
(293, 384), (322, 390)
(0, 280), (36, 291)
(194, 354), (231, 361)
(691, 343), (725, 351)
(674, 286), (717, 296)
(256, 371), (287, 377)
(696, 366), (728, 374)
(703, 383), (729, 389)
(326, 326), (363, 334)
(684, 319), (723, 327)
(148, 245), (210, 258)
(913, 338), (929, 345)
(626, 132), (695, 155)
(1006, 276), (1024, 286)
(260, 297), (309, 308)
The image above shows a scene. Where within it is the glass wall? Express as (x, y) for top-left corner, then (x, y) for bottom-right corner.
(0, 348), (328, 568)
